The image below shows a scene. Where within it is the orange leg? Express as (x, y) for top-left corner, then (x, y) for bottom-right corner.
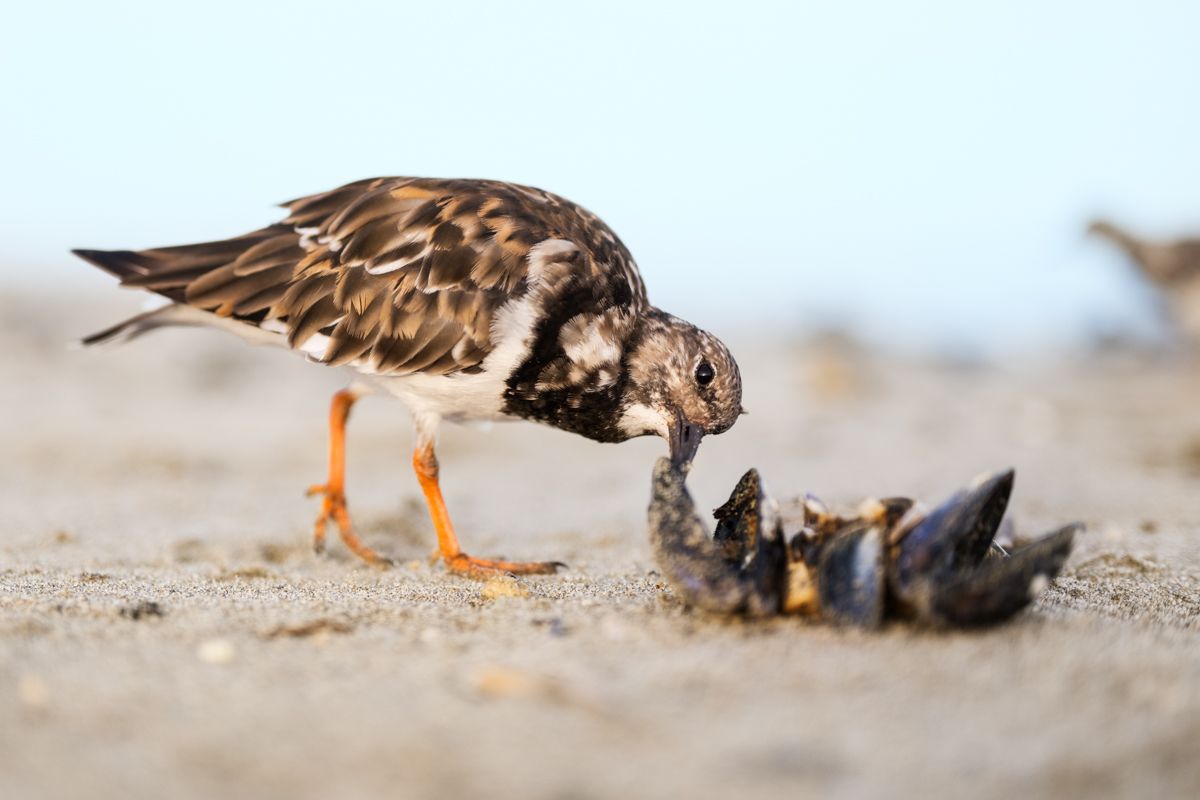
(412, 442), (564, 579)
(307, 389), (392, 567)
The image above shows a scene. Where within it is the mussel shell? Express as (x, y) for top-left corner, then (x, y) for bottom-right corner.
(922, 524), (1078, 627)
(649, 458), (786, 617)
(712, 468), (763, 566)
(815, 523), (886, 629)
(890, 470), (1014, 605)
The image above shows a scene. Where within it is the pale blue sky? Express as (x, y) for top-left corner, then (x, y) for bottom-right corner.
(4, 1), (1199, 354)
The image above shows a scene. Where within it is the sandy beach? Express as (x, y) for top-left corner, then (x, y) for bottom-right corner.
(2, 288), (1198, 799)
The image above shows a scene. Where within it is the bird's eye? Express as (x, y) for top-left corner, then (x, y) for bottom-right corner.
(695, 360), (715, 387)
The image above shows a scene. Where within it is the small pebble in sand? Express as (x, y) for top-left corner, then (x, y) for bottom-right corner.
(18, 676), (50, 710)
(120, 601), (165, 620)
(480, 576), (530, 601)
(473, 667), (546, 699)
(532, 617), (568, 637)
(257, 543), (294, 564)
(172, 539), (212, 564)
(197, 639), (236, 665)
(217, 566), (273, 582)
(471, 669), (592, 711)
(261, 619), (354, 640)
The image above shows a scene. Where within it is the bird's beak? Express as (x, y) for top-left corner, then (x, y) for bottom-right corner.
(668, 410), (704, 471)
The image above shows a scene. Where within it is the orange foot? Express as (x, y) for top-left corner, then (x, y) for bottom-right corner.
(442, 552), (565, 580)
(413, 441), (565, 581)
(307, 483), (394, 568)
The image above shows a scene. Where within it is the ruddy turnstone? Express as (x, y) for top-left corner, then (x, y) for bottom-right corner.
(75, 178), (743, 577)
(1090, 218), (1200, 341)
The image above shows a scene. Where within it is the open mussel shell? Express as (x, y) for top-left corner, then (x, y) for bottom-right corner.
(889, 470), (1079, 627)
(921, 525), (1078, 626)
(891, 470), (1014, 599)
(712, 468), (765, 566)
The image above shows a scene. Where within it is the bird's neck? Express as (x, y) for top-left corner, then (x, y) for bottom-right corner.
(1091, 220), (1146, 260)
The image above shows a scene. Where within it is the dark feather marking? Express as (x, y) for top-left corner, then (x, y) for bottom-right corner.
(324, 186), (408, 239)
(503, 276), (637, 442)
(231, 249), (304, 277)
(184, 264), (242, 305)
(421, 246), (474, 290)
(121, 265), (214, 292)
(288, 295), (340, 348)
(339, 217), (405, 263)
(232, 234), (302, 274)
(333, 266), (379, 310)
(276, 273), (335, 318)
(430, 221), (464, 250)
(402, 323), (466, 373)
(323, 318), (376, 366)
(187, 263), (292, 309)
(233, 282), (289, 315)
(372, 322), (449, 373)
(402, 199), (442, 230)
(367, 240), (424, 272)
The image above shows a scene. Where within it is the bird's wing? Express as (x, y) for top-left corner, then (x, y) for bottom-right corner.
(84, 177), (648, 376)
(1168, 241), (1200, 282)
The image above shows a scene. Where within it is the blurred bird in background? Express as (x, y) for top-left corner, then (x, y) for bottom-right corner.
(1090, 219), (1200, 343)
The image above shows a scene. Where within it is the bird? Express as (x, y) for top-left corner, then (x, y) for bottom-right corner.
(1089, 218), (1200, 342)
(74, 177), (744, 577)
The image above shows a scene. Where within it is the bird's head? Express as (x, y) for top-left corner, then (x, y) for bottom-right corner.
(1088, 218), (1125, 243)
(618, 310), (743, 469)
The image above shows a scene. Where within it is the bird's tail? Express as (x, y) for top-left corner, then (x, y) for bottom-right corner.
(71, 228), (288, 302)
(72, 248), (157, 282)
(73, 243), (247, 346)
(79, 303), (208, 346)
(71, 225), (301, 346)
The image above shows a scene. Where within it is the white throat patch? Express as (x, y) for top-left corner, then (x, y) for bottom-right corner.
(618, 402), (669, 439)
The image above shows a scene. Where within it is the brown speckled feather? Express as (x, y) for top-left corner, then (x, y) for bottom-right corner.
(92, 177), (648, 377)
